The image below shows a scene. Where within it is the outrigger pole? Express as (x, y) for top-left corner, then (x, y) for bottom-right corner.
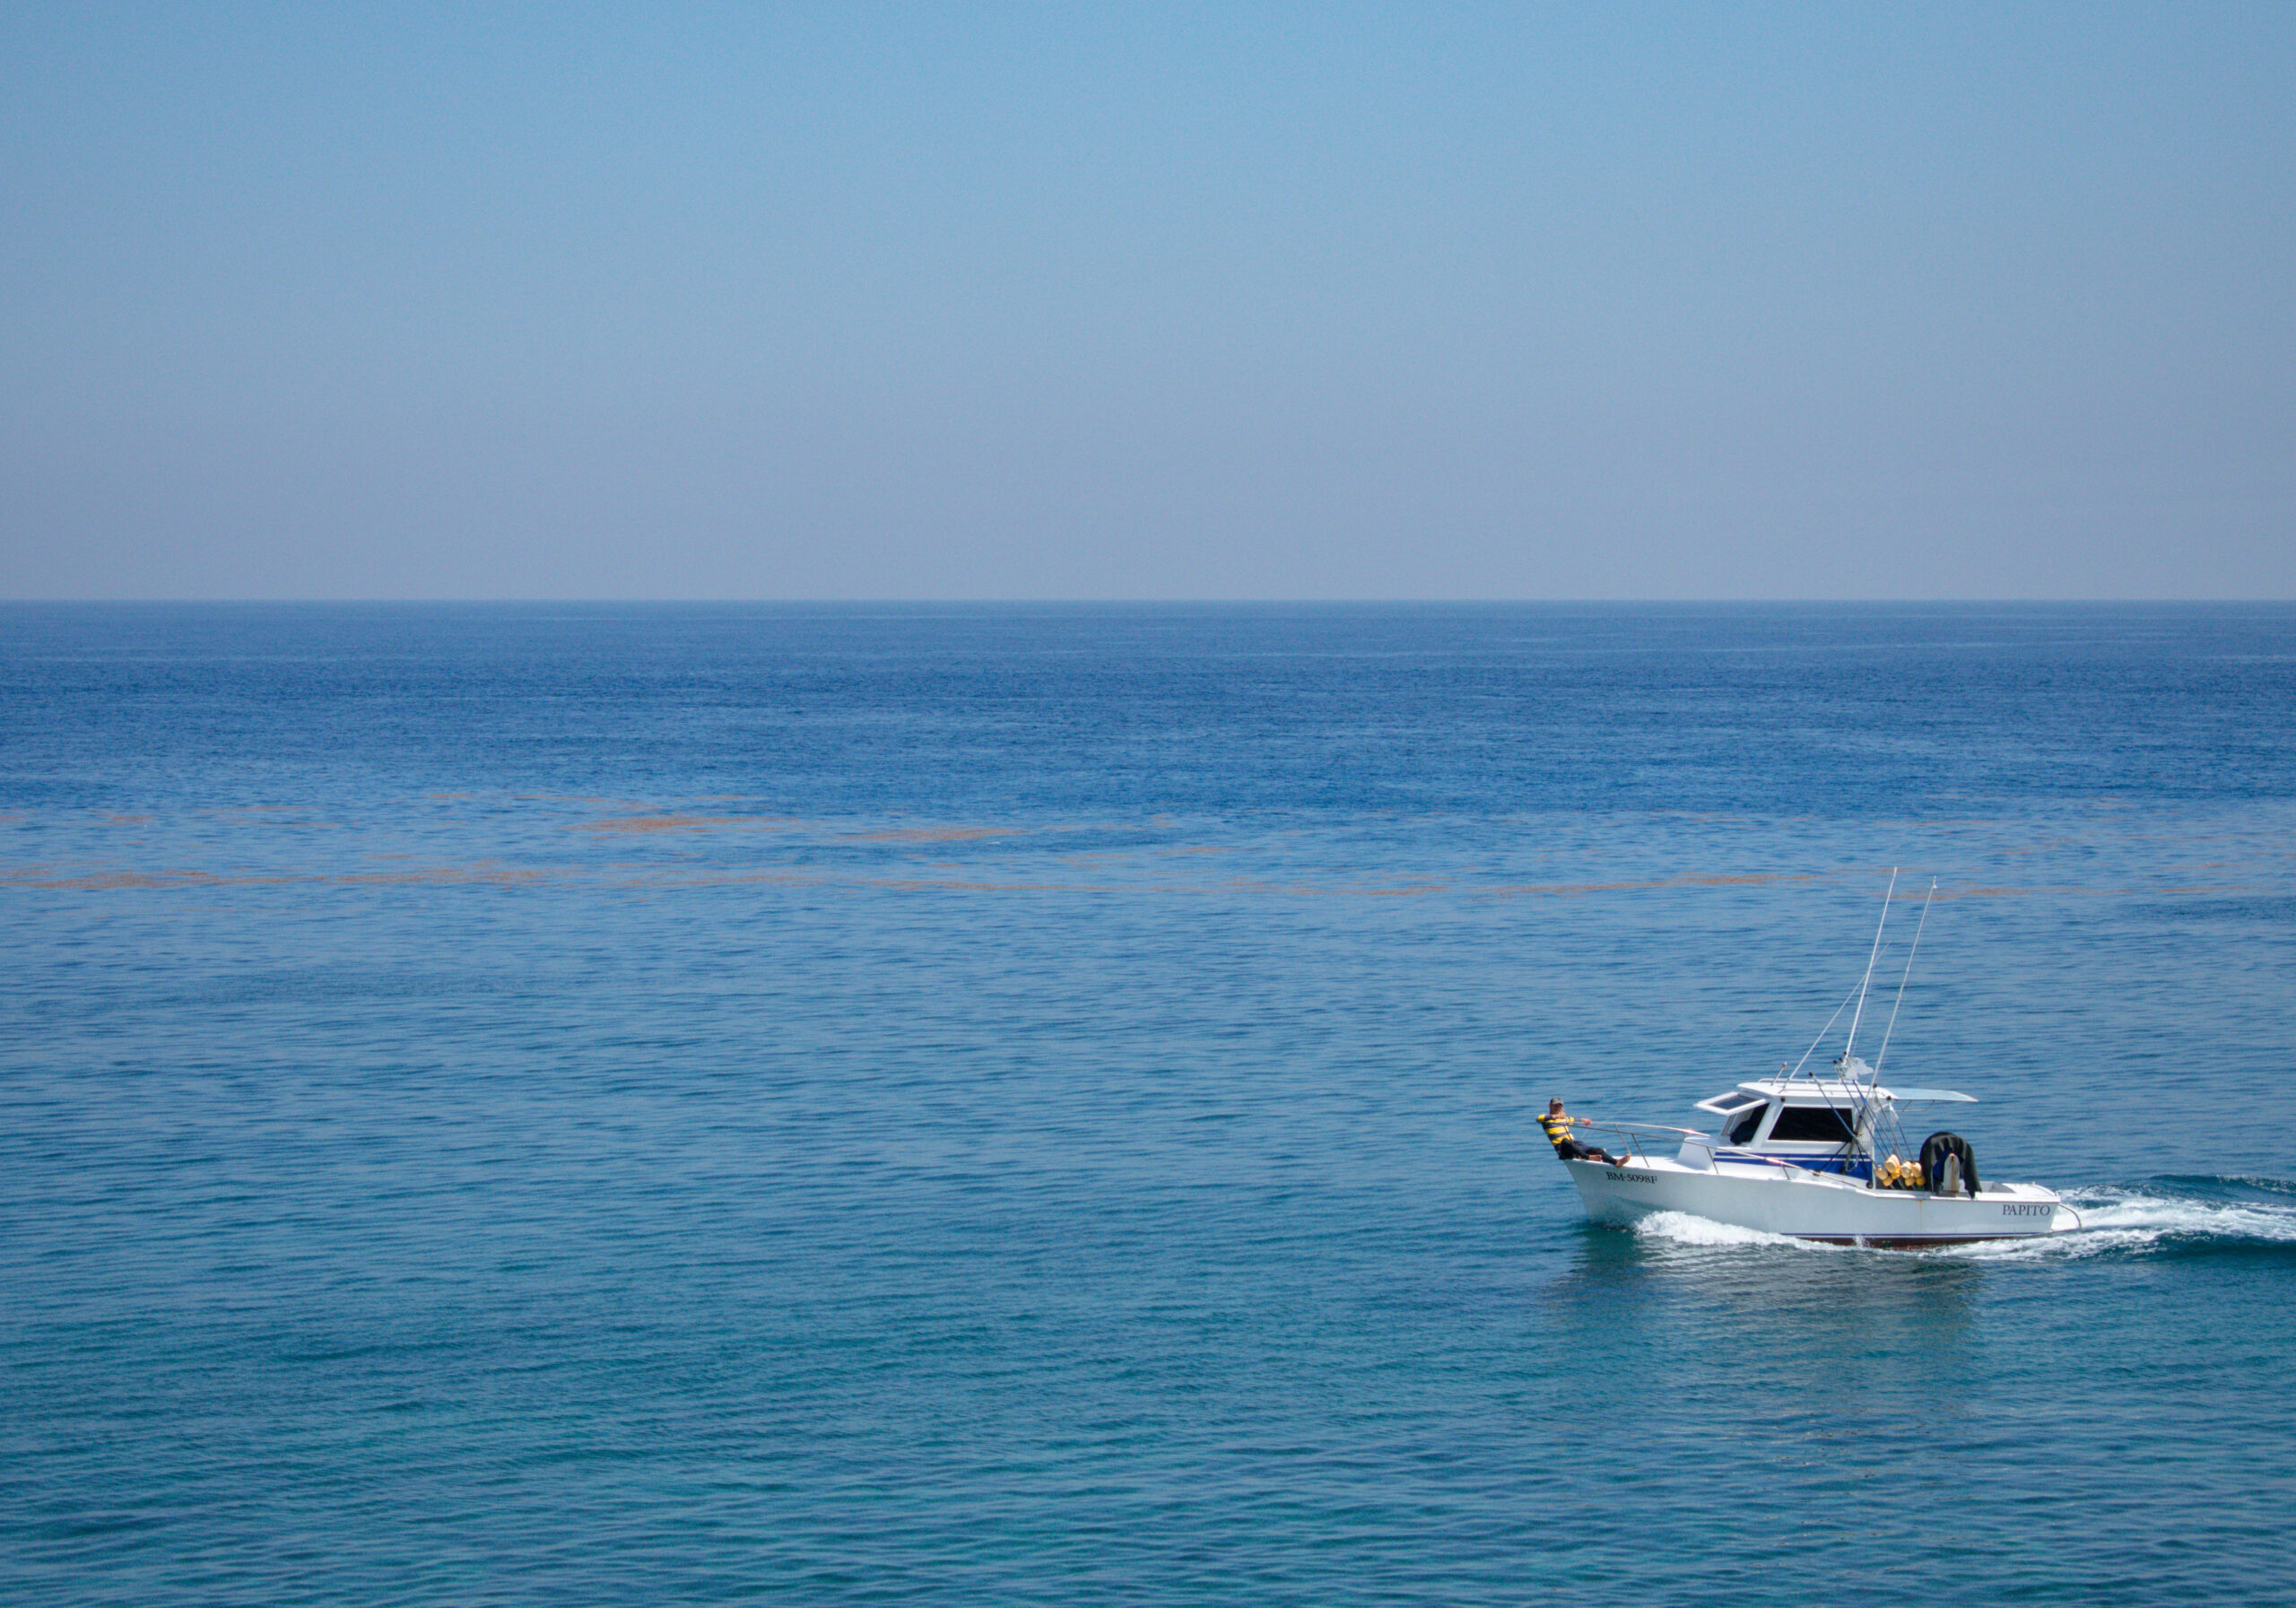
(1871, 878), (1936, 1081)
(1841, 867), (1898, 1065)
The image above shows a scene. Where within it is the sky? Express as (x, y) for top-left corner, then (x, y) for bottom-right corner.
(2, 3), (2290, 600)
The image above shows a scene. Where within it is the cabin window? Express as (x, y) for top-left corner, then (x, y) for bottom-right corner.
(1725, 1106), (1769, 1145)
(1768, 1106), (1856, 1143)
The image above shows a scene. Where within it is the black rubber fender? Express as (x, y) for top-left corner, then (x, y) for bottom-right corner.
(1919, 1132), (1979, 1196)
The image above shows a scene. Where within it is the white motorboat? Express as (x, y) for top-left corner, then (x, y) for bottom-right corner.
(1556, 877), (2079, 1247)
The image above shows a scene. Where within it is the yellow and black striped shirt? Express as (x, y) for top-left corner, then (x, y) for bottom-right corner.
(1537, 1112), (1576, 1152)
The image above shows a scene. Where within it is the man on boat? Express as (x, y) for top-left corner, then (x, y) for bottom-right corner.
(1539, 1099), (1631, 1167)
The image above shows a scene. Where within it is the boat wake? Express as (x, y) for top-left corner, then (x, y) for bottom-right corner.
(1629, 1176), (2296, 1262)
(1631, 1211), (1824, 1251)
(2025, 1176), (2296, 1262)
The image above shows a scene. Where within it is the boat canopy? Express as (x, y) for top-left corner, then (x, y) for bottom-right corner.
(1695, 1080), (1978, 1113)
(1733, 1079), (1873, 1103)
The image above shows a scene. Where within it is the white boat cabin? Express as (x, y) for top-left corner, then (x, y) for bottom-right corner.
(1673, 1065), (1977, 1178)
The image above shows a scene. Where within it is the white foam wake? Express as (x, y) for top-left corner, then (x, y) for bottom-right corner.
(1931, 1186), (2293, 1262)
(2061, 1186), (2296, 1245)
(1631, 1210), (1818, 1250)
(1624, 1182), (2296, 1262)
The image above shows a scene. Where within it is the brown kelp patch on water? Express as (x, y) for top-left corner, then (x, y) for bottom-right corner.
(3, 800), (2285, 908)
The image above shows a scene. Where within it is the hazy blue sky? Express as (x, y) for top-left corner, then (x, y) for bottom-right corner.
(4, 3), (2290, 599)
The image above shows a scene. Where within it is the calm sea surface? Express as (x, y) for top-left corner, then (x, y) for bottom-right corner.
(3, 604), (2292, 1605)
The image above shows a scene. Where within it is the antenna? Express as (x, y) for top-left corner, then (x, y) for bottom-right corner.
(1871, 878), (1935, 1080)
(1841, 868), (1898, 1065)
(1791, 983), (1864, 1078)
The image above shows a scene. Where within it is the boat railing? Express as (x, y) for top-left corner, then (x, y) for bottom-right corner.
(1573, 1117), (1871, 1178)
(1570, 1119), (1706, 1164)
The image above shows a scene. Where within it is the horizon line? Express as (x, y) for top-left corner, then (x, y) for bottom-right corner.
(4, 596), (2294, 609)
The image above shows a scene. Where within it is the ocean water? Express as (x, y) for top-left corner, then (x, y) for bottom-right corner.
(3, 602), (2292, 1605)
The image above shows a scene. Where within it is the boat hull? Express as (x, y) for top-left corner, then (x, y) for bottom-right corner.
(1563, 1158), (2074, 1246)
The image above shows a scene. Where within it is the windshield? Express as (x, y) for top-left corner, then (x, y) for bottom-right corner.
(1767, 1106), (1856, 1144)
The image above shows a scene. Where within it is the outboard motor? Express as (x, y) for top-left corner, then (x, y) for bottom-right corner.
(1919, 1132), (1979, 1196)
